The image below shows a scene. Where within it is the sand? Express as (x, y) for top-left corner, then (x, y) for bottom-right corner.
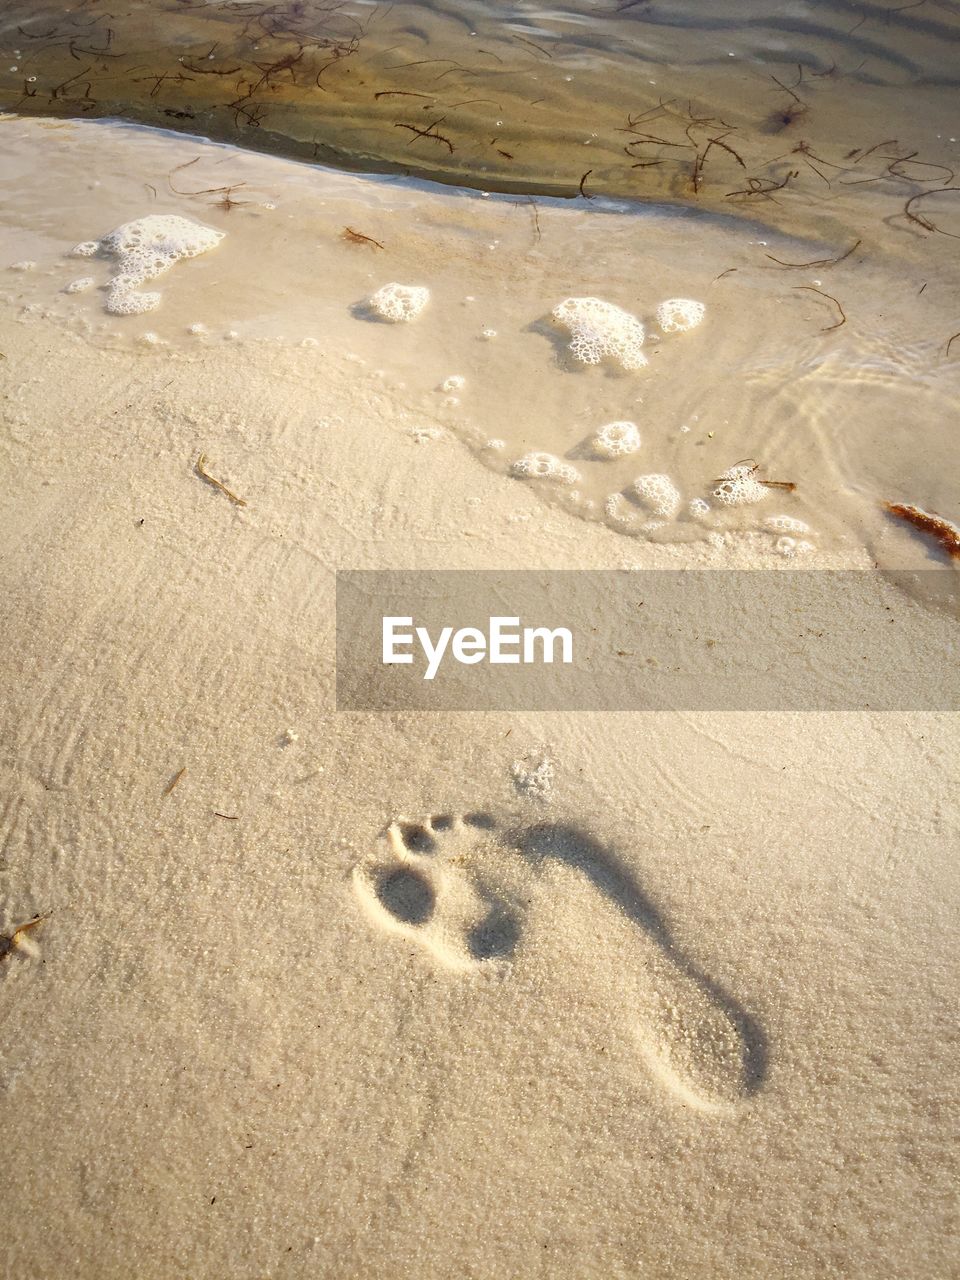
(0, 114), (958, 1279)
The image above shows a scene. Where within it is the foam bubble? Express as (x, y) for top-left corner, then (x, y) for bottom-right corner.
(79, 215), (224, 316)
(712, 464), (768, 507)
(604, 492), (644, 532)
(9, 260), (36, 272)
(632, 473), (681, 518)
(511, 452), (580, 484)
(512, 755), (555, 801)
(657, 298), (706, 333)
(410, 426), (442, 443)
(63, 277), (94, 294)
(109, 285), (163, 316)
(592, 420), (641, 458)
(688, 497), (711, 520)
(551, 297), (647, 370)
(763, 514), (811, 534)
(368, 282), (429, 323)
(774, 536), (814, 558)
(441, 375), (465, 392)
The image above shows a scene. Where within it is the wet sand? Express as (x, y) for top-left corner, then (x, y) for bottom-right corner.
(2, 118), (958, 571)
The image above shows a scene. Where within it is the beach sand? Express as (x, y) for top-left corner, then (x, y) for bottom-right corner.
(0, 116), (958, 1277)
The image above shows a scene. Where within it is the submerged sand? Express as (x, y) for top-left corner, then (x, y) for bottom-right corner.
(0, 116), (958, 1278)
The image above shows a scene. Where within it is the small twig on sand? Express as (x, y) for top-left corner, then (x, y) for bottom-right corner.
(884, 502), (960, 559)
(0, 913), (48, 961)
(793, 285), (847, 330)
(196, 454), (247, 507)
(765, 238), (860, 268)
(713, 459), (795, 491)
(343, 226), (385, 249)
(163, 766), (186, 797)
(904, 187), (960, 239)
(527, 196), (542, 241)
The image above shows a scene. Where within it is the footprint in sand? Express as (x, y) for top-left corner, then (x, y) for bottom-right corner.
(353, 814), (766, 1113)
(353, 813), (522, 972)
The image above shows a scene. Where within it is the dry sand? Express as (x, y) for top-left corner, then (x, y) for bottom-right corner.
(0, 117), (958, 1278)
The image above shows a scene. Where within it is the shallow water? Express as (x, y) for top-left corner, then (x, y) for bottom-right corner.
(2, 0), (960, 229)
(0, 1), (958, 583)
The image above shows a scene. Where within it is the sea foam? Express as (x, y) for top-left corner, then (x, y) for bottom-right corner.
(656, 298), (705, 333)
(73, 215), (224, 315)
(592, 421), (641, 458)
(632, 473), (681, 518)
(512, 452), (580, 484)
(368, 282), (430, 322)
(552, 297), (647, 370)
(712, 464), (768, 508)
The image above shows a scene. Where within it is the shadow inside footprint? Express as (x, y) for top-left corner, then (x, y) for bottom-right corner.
(396, 821), (436, 855)
(375, 868), (435, 926)
(513, 822), (768, 1098)
(467, 902), (521, 961)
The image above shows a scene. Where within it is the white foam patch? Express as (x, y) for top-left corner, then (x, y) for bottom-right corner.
(9, 260), (36, 272)
(688, 498), (711, 521)
(712, 464), (768, 508)
(764, 514), (811, 534)
(592, 421), (641, 458)
(773, 536), (814, 557)
(77, 215), (224, 316)
(512, 755), (555, 801)
(632, 474), (681, 518)
(657, 298), (706, 333)
(511, 452), (580, 484)
(63, 277), (94, 294)
(109, 286), (163, 316)
(764, 515), (815, 557)
(552, 297), (647, 370)
(368, 282), (430, 322)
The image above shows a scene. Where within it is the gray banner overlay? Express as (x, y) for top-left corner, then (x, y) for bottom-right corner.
(336, 571), (959, 711)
